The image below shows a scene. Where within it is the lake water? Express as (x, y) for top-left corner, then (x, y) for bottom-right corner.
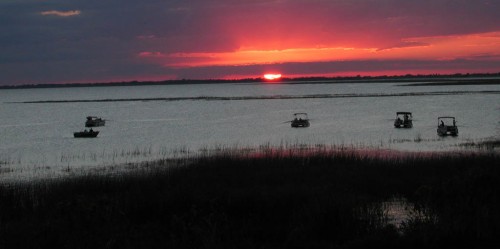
(1, 80), (499, 181)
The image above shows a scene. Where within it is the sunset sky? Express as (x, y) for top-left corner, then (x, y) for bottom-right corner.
(1, 0), (500, 85)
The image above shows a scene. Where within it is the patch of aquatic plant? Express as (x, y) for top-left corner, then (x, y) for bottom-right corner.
(457, 138), (500, 150)
(0, 166), (12, 174)
(54, 145), (195, 169)
(413, 133), (423, 142)
(388, 135), (443, 144)
(0, 146), (499, 248)
(0, 155), (21, 166)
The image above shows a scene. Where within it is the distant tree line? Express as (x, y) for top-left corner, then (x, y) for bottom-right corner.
(1, 72), (499, 89)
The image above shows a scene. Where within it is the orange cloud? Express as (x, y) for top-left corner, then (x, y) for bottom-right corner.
(138, 51), (166, 58)
(153, 31), (500, 68)
(40, 10), (81, 17)
(375, 32), (500, 60)
(164, 47), (374, 67)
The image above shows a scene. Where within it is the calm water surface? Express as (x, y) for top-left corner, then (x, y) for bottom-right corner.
(1, 81), (499, 181)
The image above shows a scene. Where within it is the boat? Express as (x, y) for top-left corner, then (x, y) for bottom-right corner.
(291, 113), (310, 128)
(85, 116), (105, 127)
(437, 116), (458, 136)
(394, 112), (413, 128)
(74, 130), (99, 138)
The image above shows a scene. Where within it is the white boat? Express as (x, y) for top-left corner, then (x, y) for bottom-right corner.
(291, 113), (310, 128)
(394, 112), (413, 128)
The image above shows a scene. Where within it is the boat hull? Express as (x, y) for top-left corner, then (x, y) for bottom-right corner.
(394, 120), (412, 128)
(437, 126), (458, 136)
(74, 131), (99, 138)
(85, 120), (105, 127)
(291, 120), (310, 128)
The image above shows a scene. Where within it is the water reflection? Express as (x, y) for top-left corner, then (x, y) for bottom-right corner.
(0, 82), (498, 180)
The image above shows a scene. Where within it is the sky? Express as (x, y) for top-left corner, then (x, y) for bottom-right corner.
(1, 0), (500, 85)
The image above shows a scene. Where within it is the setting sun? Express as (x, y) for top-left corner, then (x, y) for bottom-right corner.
(263, 74), (282, 80)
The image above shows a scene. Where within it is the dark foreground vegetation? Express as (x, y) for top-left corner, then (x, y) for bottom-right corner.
(1, 148), (499, 248)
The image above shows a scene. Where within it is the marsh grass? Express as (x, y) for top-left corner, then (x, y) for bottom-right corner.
(1, 145), (499, 248)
